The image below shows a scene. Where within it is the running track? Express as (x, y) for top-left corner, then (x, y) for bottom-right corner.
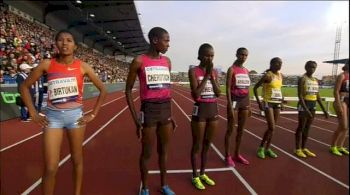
(1, 86), (348, 195)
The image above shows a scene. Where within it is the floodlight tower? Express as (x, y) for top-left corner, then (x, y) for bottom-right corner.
(332, 24), (342, 78)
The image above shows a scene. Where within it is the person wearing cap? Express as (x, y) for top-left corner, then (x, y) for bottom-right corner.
(16, 63), (34, 122)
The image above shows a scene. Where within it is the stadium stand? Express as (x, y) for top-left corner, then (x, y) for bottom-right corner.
(1, 1), (149, 84)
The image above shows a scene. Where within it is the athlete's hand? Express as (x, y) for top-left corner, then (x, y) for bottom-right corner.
(206, 61), (213, 75)
(324, 112), (330, 119)
(227, 109), (234, 119)
(258, 102), (263, 111)
(281, 103), (285, 111)
(77, 113), (95, 126)
(136, 122), (143, 141)
(306, 110), (313, 118)
(248, 108), (252, 117)
(32, 113), (48, 128)
(171, 119), (177, 133)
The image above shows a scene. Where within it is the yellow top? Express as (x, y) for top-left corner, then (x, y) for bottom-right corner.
(303, 75), (319, 101)
(262, 71), (283, 103)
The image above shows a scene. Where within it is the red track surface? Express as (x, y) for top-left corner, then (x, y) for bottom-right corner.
(1, 86), (348, 195)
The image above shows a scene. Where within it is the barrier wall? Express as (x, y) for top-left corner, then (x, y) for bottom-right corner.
(0, 82), (126, 121)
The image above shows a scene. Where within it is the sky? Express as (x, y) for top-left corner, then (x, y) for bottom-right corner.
(134, 1), (349, 78)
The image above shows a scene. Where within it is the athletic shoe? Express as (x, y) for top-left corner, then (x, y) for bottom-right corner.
(295, 149), (307, 158)
(161, 185), (175, 195)
(140, 188), (149, 195)
(21, 119), (30, 122)
(302, 148), (316, 157)
(233, 155), (250, 165)
(338, 147), (349, 155)
(330, 146), (343, 156)
(257, 147), (265, 159)
(225, 156), (235, 167)
(265, 148), (278, 158)
(200, 174), (215, 186)
(192, 177), (205, 190)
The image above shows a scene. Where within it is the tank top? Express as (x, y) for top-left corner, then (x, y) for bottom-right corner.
(303, 75), (318, 101)
(193, 66), (217, 103)
(340, 72), (349, 93)
(47, 58), (83, 110)
(138, 54), (171, 102)
(231, 65), (250, 97)
(262, 71), (283, 103)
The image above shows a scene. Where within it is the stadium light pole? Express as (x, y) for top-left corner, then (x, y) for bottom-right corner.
(332, 24), (341, 79)
(332, 20), (346, 79)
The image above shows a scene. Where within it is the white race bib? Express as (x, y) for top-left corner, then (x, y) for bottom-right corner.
(145, 66), (170, 89)
(48, 77), (78, 100)
(235, 74), (250, 88)
(306, 80), (319, 95)
(271, 88), (282, 99)
(198, 76), (215, 99)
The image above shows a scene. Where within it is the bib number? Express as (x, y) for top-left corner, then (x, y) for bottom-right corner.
(48, 77), (78, 104)
(235, 74), (250, 89)
(192, 105), (199, 116)
(271, 88), (282, 99)
(145, 66), (170, 89)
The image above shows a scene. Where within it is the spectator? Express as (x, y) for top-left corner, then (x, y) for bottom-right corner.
(16, 63), (33, 122)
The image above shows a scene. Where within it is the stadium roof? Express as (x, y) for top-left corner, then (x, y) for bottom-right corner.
(323, 58), (349, 64)
(4, 0), (149, 56)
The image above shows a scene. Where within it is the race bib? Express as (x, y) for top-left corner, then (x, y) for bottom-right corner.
(192, 105), (199, 116)
(198, 76), (215, 99)
(271, 88), (282, 99)
(145, 66), (170, 89)
(48, 77), (78, 103)
(306, 81), (319, 95)
(235, 74), (250, 88)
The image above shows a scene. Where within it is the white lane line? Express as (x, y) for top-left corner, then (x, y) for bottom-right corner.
(216, 103), (332, 147)
(180, 86), (338, 125)
(149, 167), (233, 174)
(250, 107), (334, 133)
(21, 97), (139, 195)
(173, 88), (348, 189)
(218, 115), (349, 189)
(172, 98), (257, 195)
(1, 94), (126, 152)
(174, 88), (332, 147)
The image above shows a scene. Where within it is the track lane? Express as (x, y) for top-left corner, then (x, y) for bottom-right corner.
(172, 86), (349, 194)
(1, 92), (134, 195)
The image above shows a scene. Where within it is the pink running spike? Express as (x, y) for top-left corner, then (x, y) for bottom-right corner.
(225, 156), (235, 167)
(233, 155), (250, 165)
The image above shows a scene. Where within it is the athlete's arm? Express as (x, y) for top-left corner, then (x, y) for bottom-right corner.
(165, 56), (177, 131)
(253, 73), (266, 110)
(297, 76), (312, 117)
(19, 59), (50, 127)
(188, 67), (209, 100)
(333, 73), (344, 116)
(81, 62), (107, 121)
(316, 79), (329, 118)
(226, 67), (234, 117)
(125, 56), (142, 130)
(210, 69), (221, 97)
